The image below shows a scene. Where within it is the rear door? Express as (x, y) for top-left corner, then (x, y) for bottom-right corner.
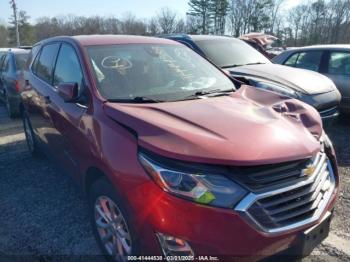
(25, 43), (60, 145)
(323, 50), (350, 110)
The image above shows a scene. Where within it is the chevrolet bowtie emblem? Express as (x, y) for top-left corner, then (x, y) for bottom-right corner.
(302, 165), (316, 177)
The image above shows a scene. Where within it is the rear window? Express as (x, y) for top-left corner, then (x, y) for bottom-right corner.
(15, 53), (29, 70)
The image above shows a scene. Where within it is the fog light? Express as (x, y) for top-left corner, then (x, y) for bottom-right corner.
(156, 232), (194, 257)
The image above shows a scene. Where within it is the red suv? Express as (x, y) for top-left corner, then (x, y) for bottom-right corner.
(21, 35), (338, 261)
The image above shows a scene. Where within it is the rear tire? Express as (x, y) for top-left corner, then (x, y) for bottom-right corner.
(88, 177), (140, 261)
(22, 111), (40, 157)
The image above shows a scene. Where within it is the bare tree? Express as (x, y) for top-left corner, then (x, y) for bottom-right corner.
(120, 13), (147, 35)
(156, 7), (178, 34)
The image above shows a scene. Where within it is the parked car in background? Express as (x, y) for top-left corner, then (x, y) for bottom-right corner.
(162, 35), (341, 124)
(0, 48), (30, 118)
(21, 35), (338, 261)
(273, 45), (350, 114)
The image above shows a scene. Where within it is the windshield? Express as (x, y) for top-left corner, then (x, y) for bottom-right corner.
(194, 38), (271, 68)
(87, 44), (235, 102)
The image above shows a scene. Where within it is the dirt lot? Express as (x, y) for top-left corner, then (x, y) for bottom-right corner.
(0, 101), (349, 261)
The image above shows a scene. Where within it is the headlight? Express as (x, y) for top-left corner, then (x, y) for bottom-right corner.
(139, 153), (247, 208)
(252, 80), (298, 98)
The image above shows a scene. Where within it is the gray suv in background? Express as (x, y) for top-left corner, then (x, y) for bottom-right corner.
(0, 48), (30, 118)
(162, 35), (342, 124)
(273, 45), (350, 114)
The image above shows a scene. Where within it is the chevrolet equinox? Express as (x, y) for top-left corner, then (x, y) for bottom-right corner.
(20, 35), (338, 261)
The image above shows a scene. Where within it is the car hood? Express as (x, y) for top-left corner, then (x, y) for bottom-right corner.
(103, 86), (322, 166)
(228, 63), (335, 95)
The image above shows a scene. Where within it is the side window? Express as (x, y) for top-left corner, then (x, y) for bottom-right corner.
(0, 53), (6, 71)
(0, 54), (6, 72)
(284, 53), (299, 67)
(28, 45), (41, 71)
(36, 43), (60, 84)
(31, 50), (41, 74)
(294, 51), (322, 72)
(328, 52), (350, 76)
(53, 44), (84, 91)
(2, 55), (10, 73)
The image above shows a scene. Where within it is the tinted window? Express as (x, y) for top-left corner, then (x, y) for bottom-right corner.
(2, 55), (10, 72)
(27, 45), (41, 70)
(194, 38), (271, 68)
(15, 53), (29, 71)
(87, 44), (235, 102)
(0, 53), (7, 72)
(36, 43), (60, 84)
(295, 51), (322, 72)
(54, 44), (83, 89)
(31, 50), (41, 74)
(0, 53), (6, 70)
(328, 52), (350, 76)
(284, 53), (299, 66)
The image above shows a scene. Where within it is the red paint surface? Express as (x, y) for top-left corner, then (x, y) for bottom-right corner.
(21, 35), (338, 259)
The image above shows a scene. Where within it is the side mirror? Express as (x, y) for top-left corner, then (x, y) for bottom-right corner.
(58, 82), (79, 102)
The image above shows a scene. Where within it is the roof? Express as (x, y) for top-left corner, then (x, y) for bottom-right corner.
(189, 35), (235, 41)
(0, 48), (30, 54)
(289, 44), (350, 51)
(39, 35), (180, 47)
(161, 34), (239, 42)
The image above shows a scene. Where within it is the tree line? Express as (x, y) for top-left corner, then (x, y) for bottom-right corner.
(1, 0), (350, 47)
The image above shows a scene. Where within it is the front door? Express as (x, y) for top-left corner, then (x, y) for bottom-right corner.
(47, 43), (89, 179)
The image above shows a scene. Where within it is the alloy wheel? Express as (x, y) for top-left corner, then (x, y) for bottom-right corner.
(94, 196), (132, 261)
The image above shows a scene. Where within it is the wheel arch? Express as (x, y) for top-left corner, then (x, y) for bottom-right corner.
(84, 166), (110, 195)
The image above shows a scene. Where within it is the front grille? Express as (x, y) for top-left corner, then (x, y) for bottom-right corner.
(235, 152), (336, 233)
(319, 106), (338, 118)
(233, 158), (311, 193)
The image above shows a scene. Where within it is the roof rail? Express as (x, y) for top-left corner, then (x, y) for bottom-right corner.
(19, 46), (32, 50)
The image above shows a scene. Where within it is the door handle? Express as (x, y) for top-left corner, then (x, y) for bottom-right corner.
(44, 96), (51, 104)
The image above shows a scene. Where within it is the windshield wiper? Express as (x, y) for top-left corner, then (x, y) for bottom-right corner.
(221, 64), (244, 68)
(107, 96), (163, 103)
(178, 88), (234, 101)
(222, 62), (266, 68)
(244, 62), (266, 66)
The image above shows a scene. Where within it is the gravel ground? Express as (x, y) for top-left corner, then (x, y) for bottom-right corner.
(0, 101), (349, 261)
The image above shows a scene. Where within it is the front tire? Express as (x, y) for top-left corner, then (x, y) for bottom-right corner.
(89, 178), (139, 261)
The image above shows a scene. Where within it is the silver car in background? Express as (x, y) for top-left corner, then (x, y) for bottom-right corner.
(163, 35), (341, 125)
(273, 45), (350, 114)
(0, 48), (30, 118)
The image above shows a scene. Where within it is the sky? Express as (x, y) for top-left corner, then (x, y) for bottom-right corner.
(0, 0), (303, 24)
